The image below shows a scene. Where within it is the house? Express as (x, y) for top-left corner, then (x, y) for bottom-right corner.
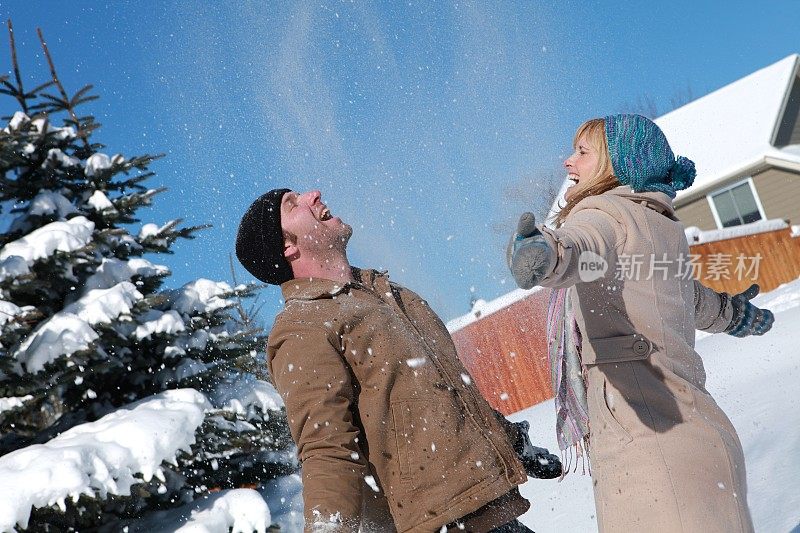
(658, 54), (800, 230)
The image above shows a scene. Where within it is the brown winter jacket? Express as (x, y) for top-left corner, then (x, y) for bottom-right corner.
(267, 268), (529, 532)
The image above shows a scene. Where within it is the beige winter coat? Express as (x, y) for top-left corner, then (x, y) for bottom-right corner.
(536, 185), (754, 533)
(267, 268), (529, 533)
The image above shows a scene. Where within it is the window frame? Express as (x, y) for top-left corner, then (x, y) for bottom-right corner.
(706, 176), (767, 229)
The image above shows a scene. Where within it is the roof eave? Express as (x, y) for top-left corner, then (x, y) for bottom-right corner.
(675, 152), (800, 207)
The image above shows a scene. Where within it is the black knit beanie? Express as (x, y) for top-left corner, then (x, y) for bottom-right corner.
(235, 188), (294, 285)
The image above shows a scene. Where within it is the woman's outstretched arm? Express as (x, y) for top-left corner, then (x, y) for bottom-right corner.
(508, 204), (625, 290)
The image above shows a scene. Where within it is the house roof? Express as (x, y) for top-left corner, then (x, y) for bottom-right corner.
(547, 54), (800, 215)
(658, 54), (800, 203)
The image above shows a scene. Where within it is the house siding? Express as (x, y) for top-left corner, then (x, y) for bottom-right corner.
(676, 167), (800, 229)
(752, 167), (800, 224)
(675, 196), (717, 230)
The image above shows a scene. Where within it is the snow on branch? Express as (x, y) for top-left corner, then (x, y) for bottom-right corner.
(82, 257), (169, 294)
(0, 389), (211, 531)
(119, 488), (271, 533)
(0, 216), (94, 281)
(0, 300), (29, 327)
(210, 374), (284, 420)
(13, 282), (142, 373)
(168, 279), (235, 315)
(173, 489), (271, 533)
(63, 282), (142, 325)
(12, 312), (98, 373)
(0, 395), (33, 415)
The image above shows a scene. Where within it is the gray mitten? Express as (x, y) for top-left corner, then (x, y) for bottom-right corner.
(724, 283), (775, 337)
(507, 212), (554, 290)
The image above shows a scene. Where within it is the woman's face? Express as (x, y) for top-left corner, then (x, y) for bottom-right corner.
(564, 134), (601, 202)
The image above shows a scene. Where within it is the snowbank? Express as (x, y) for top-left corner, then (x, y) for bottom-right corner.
(0, 389), (210, 531)
(512, 276), (800, 533)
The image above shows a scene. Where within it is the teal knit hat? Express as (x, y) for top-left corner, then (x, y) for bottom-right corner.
(604, 114), (696, 199)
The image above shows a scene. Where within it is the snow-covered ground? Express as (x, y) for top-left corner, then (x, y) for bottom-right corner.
(511, 277), (800, 533)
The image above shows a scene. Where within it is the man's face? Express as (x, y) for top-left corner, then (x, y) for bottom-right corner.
(280, 190), (352, 258)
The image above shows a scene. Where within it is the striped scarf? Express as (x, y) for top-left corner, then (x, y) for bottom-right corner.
(546, 287), (590, 476)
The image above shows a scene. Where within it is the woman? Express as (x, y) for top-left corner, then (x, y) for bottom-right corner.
(507, 114), (774, 533)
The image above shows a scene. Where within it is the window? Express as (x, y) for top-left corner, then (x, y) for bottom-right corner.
(708, 178), (765, 228)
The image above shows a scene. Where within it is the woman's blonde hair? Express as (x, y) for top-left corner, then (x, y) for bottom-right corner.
(552, 118), (620, 228)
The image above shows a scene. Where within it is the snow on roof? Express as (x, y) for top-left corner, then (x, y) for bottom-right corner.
(658, 54), (800, 201)
(446, 285), (544, 333)
(684, 218), (790, 245)
(0, 389), (210, 532)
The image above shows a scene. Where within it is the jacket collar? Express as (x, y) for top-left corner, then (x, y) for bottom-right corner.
(280, 267), (386, 301)
(604, 185), (678, 221)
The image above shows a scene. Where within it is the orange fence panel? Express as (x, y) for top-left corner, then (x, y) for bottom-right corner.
(688, 227), (800, 294)
(450, 289), (552, 415)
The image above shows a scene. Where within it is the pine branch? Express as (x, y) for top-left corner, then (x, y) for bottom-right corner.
(7, 19), (27, 113)
(37, 27), (91, 150)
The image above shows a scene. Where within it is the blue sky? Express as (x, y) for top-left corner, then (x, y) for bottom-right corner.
(3, 1), (800, 324)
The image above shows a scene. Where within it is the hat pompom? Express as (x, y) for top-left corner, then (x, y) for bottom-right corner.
(668, 156), (696, 191)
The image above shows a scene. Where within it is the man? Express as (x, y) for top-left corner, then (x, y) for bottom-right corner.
(235, 189), (559, 533)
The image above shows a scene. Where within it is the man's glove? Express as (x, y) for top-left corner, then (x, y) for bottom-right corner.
(724, 283), (775, 337)
(510, 420), (562, 479)
(506, 212), (553, 290)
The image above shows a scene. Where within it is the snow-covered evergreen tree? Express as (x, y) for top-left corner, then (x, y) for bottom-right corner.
(0, 24), (296, 531)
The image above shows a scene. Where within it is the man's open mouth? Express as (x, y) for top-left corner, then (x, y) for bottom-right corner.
(319, 207), (332, 221)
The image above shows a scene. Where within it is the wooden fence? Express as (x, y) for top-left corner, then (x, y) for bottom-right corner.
(451, 226), (800, 415)
(450, 289), (551, 415)
(688, 227), (800, 294)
